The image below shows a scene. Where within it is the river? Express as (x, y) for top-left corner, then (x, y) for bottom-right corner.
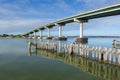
(0, 37), (120, 80)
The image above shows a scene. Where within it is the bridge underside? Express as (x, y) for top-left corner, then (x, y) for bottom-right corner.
(23, 4), (120, 43)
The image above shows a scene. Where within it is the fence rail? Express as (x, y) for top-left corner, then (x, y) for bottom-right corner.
(28, 42), (120, 66)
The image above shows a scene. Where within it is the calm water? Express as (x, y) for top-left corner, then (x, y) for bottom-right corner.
(0, 37), (120, 80)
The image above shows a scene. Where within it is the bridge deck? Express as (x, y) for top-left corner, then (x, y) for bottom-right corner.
(24, 4), (120, 36)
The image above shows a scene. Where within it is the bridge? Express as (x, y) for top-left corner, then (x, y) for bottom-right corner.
(23, 4), (120, 43)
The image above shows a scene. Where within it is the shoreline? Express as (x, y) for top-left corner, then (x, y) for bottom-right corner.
(1, 36), (120, 39)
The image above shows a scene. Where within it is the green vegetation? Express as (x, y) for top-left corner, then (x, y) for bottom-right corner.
(0, 34), (24, 38)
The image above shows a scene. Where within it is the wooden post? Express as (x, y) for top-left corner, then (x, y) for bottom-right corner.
(28, 42), (31, 56)
(92, 46), (95, 60)
(117, 49), (120, 66)
(112, 40), (116, 45)
(108, 48), (112, 64)
(112, 48), (117, 65)
(98, 47), (102, 61)
(86, 46), (89, 58)
(95, 47), (98, 60)
(103, 48), (108, 63)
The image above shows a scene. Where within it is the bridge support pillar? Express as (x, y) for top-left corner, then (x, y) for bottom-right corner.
(29, 34), (31, 38)
(39, 30), (42, 39)
(47, 28), (52, 39)
(80, 22), (83, 38)
(29, 34), (32, 39)
(53, 23), (67, 41)
(74, 18), (88, 43)
(34, 32), (36, 39)
(30, 34), (33, 39)
(59, 26), (62, 37)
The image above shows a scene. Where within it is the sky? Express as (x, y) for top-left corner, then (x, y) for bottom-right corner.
(0, 0), (120, 36)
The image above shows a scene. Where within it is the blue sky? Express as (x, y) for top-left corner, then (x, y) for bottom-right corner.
(0, 0), (120, 36)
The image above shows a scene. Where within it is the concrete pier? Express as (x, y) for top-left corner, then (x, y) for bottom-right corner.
(75, 37), (88, 43)
(46, 28), (52, 39)
(53, 23), (67, 41)
(39, 30), (43, 39)
(74, 18), (88, 43)
(59, 26), (62, 37)
(53, 37), (67, 41)
(34, 32), (36, 39)
(29, 34), (32, 39)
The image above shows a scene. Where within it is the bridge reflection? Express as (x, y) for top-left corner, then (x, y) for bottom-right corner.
(28, 44), (120, 80)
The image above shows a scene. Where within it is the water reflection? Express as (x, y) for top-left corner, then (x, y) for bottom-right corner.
(28, 43), (120, 80)
(28, 39), (120, 66)
(58, 41), (62, 53)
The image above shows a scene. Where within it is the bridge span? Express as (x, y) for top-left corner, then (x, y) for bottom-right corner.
(23, 4), (120, 43)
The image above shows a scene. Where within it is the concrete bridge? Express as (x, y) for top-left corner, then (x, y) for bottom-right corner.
(23, 4), (120, 43)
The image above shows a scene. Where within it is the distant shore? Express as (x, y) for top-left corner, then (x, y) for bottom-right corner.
(87, 36), (120, 38)
(68, 36), (120, 38)
(1, 36), (120, 38)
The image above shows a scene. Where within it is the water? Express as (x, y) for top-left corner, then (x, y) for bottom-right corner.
(0, 37), (120, 80)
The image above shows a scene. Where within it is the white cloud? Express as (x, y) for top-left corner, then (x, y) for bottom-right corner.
(75, 0), (120, 11)
(0, 0), (119, 35)
(54, 0), (76, 13)
(0, 18), (54, 34)
(0, 1), (55, 19)
(87, 15), (120, 28)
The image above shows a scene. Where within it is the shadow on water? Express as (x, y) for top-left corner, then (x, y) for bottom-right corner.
(28, 40), (120, 80)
